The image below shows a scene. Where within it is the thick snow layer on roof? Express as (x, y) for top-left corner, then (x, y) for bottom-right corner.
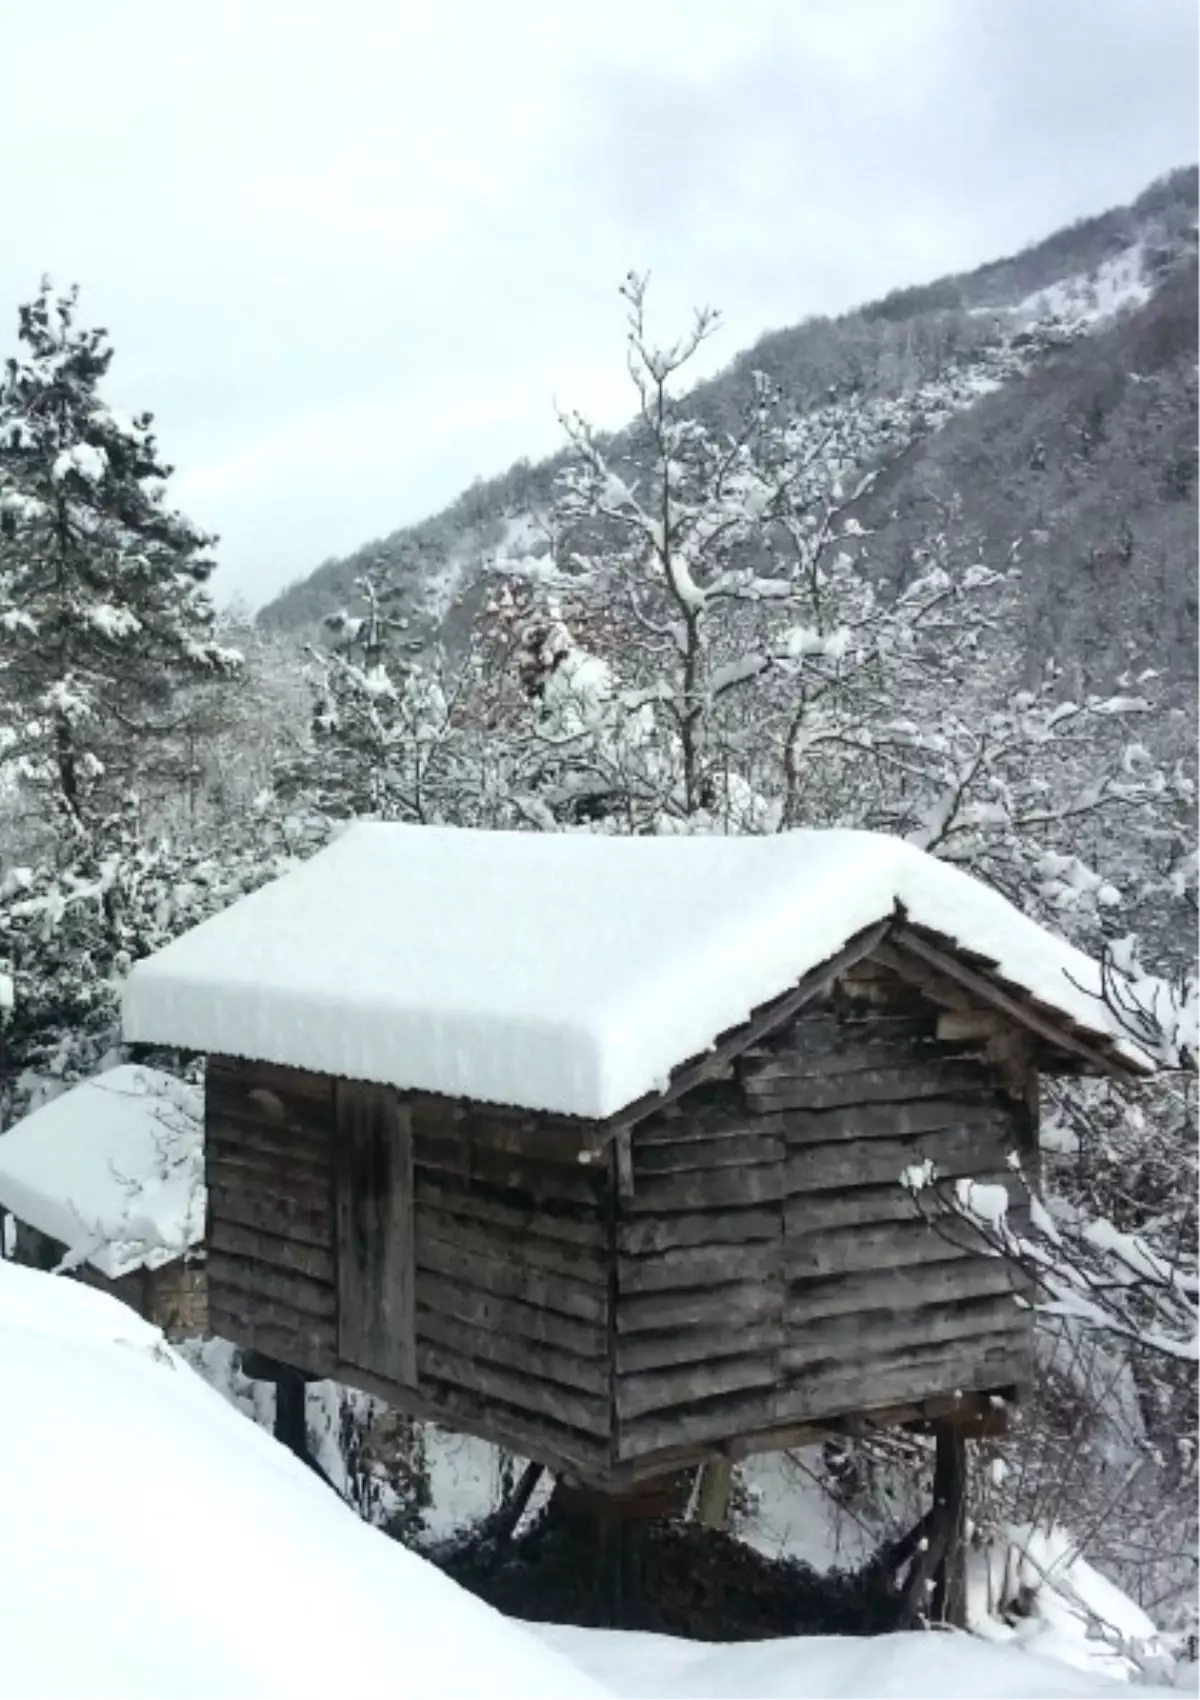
(122, 824), (1138, 1120)
(0, 1065), (202, 1278)
(0, 1261), (1169, 1699)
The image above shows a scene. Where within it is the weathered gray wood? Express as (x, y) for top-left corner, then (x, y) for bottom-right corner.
(615, 1320), (785, 1375)
(207, 1153), (333, 1211)
(617, 1208), (779, 1255)
(418, 1206), (608, 1286)
(416, 1271), (607, 1358)
(776, 1336), (1033, 1425)
(618, 1281), (780, 1335)
(616, 1352), (778, 1421)
(413, 1132), (603, 1205)
(358, 1361), (609, 1476)
(208, 1249), (336, 1318)
(618, 1386), (783, 1458)
(633, 1132), (784, 1176)
(207, 1114), (332, 1170)
(336, 1082), (417, 1388)
(415, 1233), (608, 1325)
(744, 1015), (936, 1061)
(628, 1165), (785, 1215)
(780, 1294), (1030, 1373)
(745, 1060), (991, 1113)
(412, 1175), (605, 1248)
(416, 1340), (612, 1439)
(618, 1240), (781, 1294)
(209, 1218), (335, 1283)
(597, 919), (893, 1141)
(743, 1032), (953, 1085)
(783, 1172), (1017, 1235)
(785, 1125), (1014, 1194)
(207, 1182), (333, 1250)
(784, 1218), (987, 1281)
(786, 1257), (1026, 1326)
(775, 1097), (1002, 1147)
(889, 926), (1144, 1078)
(415, 1306), (609, 1397)
(207, 1055), (332, 1107)
(209, 1301), (336, 1376)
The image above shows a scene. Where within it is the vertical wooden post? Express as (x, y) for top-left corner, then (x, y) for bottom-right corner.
(931, 1420), (968, 1628)
(274, 1365), (309, 1462)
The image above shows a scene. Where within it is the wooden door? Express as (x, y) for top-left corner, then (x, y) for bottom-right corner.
(335, 1081), (417, 1388)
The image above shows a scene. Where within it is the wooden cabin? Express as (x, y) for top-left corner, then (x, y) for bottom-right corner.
(0, 1065), (207, 1340)
(120, 824), (1145, 1491)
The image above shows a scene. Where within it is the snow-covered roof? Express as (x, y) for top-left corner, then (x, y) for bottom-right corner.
(121, 824), (1143, 1121)
(0, 1066), (203, 1279)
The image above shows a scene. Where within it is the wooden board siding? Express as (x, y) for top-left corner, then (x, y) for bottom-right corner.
(205, 1056), (339, 1381)
(613, 982), (1036, 1466)
(336, 1081), (417, 1388)
(408, 1095), (614, 1471)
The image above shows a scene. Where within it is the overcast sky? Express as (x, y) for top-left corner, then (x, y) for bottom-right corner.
(1, 0), (1195, 608)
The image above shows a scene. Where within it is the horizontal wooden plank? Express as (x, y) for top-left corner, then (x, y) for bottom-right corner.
(209, 1301), (337, 1378)
(633, 1132), (783, 1176)
(786, 1256), (1027, 1326)
(742, 1031), (949, 1085)
(207, 1182), (333, 1250)
(208, 1055), (333, 1108)
(745, 1060), (992, 1113)
(618, 1280), (780, 1336)
(616, 1352), (778, 1422)
(416, 1340), (611, 1439)
(775, 1096), (1004, 1147)
(418, 1206), (608, 1287)
(618, 1240), (781, 1294)
(208, 1249), (336, 1319)
(628, 1165), (784, 1215)
(209, 1219), (335, 1283)
(415, 1234), (608, 1325)
(615, 1320), (785, 1375)
(413, 1133), (604, 1205)
(402, 1368), (609, 1472)
(206, 1111), (332, 1170)
(744, 1015), (936, 1059)
(618, 1332), (1032, 1464)
(784, 1218), (987, 1281)
(617, 1385), (783, 1459)
(617, 1208), (779, 1256)
(415, 1306), (608, 1397)
(786, 1125), (1013, 1194)
(783, 1172), (1017, 1235)
(416, 1271), (607, 1358)
(412, 1174), (605, 1248)
(780, 1294), (1030, 1374)
(206, 1153), (333, 1211)
(777, 1335), (1034, 1423)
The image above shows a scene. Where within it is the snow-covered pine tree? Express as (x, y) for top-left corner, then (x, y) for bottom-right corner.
(0, 281), (238, 846)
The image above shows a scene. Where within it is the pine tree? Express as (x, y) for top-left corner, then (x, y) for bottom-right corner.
(0, 281), (239, 846)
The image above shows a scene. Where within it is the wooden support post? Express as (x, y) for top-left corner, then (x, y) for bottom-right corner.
(476, 1462), (544, 1575)
(274, 1365), (309, 1463)
(694, 1457), (735, 1529)
(931, 1421), (968, 1629)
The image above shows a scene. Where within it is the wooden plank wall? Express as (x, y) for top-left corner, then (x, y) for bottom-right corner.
(615, 985), (1035, 1464)
(408, 1096), (615, 1475)
(205, 1056), (340, 1379)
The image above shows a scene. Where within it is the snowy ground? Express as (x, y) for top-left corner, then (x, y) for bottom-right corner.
(3, 1264), (1190, 1700)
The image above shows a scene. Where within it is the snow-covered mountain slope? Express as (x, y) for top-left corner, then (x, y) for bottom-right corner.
(258, 167), (1197, 688)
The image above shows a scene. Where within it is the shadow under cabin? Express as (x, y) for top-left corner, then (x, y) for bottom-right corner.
(119, 821), (1148, 1620)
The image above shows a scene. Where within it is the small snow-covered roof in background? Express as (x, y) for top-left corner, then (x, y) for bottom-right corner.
(0, 1066), (203, 1278)
(121, 824), (1143, 1120)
